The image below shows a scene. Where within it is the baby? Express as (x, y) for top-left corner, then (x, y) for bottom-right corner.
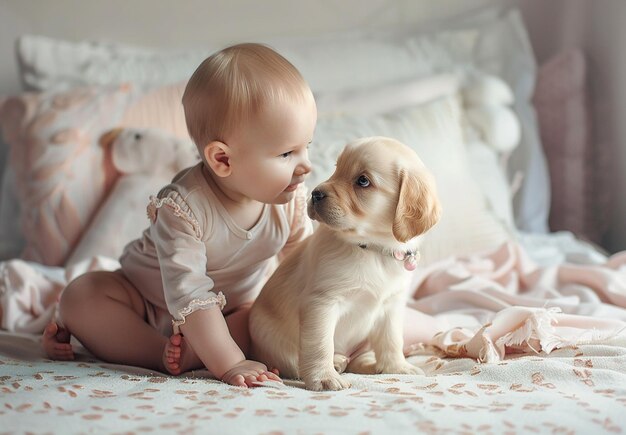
(42, 43), (317, 388)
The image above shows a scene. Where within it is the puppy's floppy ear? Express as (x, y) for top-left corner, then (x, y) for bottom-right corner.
(393, 169), (441, 242)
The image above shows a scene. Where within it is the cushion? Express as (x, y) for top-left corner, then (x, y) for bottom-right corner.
(533, 49), (609, 244)
(118, 81), (188, 139)
(309, 95), (511, 265)
(315, 73), (519, 232)
(0, 84), (138, 266)
(0, 76), (202, 267)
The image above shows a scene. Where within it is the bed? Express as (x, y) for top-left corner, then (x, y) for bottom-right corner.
(1, 5), (625, 434)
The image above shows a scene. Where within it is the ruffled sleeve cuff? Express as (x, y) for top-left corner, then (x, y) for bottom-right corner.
(171, 291), (227, 334)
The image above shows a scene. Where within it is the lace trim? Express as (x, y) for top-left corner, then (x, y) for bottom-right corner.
(147, 195), (202, 239)
(171, 292), (227, 331)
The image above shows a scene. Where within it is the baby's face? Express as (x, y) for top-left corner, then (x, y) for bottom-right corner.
(225, 97), (317, 204)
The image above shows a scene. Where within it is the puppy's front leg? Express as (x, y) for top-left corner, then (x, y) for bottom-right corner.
(371, 294), (424, 375)
(299, 302), (351, 391)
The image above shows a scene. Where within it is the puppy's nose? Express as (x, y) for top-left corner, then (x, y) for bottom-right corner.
(311, 189), (326, 204)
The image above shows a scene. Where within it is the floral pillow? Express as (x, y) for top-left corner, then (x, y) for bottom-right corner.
(0, 80), (196, 266)
(0, 84), (137, 265)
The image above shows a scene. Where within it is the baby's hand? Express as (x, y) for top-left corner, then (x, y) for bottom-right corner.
(220, 359), (282, 388)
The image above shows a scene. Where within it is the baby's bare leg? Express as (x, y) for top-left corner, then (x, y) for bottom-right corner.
(58, 271), (168, 373)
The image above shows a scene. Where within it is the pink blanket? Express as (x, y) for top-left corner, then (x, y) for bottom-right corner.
(1, 242), (625, 361)
(405, 242), (626, 361)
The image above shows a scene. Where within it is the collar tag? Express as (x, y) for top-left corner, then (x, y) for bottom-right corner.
(394, 250), (420, 271)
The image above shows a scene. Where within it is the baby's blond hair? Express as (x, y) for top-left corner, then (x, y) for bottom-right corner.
(182, 43), (312, 150)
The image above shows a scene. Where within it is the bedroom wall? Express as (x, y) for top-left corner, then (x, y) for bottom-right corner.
(0, 0), (505, 96)
(0, 0), (624, 252)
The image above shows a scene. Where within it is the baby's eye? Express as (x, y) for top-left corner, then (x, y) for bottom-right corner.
(356, 175), (370, 188)
(280, 151), (293, 158)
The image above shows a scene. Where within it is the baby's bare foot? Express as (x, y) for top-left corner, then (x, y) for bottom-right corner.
(163, 334), (198, 375)
(42, 322), (74, 360)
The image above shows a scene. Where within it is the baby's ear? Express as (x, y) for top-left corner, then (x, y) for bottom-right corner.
(204, 141), (232, 177)
(392, 169), (441, 242)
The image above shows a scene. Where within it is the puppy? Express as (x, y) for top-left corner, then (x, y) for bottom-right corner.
(250, 136), (441, 391)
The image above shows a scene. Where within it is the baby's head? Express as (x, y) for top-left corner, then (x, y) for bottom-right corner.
(183, 43), (316, 204)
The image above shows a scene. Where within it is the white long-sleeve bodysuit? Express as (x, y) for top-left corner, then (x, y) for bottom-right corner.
(119, 163), (312, 335)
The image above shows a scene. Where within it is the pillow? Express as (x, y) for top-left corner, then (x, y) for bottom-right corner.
(0, 96), (24, 261)
(0, 79), (202, 266)
(16, 35), (210, 92)
(309, 95), (511, 265)
(0, 84), (138, 266)
(316, 73), (519, 232)
(118, 81), (188, 139)
(315, 73), (461, 117)
(533, 49), (609, 244)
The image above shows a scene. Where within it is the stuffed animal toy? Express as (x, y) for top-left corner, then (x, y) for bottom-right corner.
(66, 128), (200, 265)
(462, 74), (521, 154)
(99, 127), (200, 177)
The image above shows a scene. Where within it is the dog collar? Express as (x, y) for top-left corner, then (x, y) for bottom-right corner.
(357, 243), (420, 271)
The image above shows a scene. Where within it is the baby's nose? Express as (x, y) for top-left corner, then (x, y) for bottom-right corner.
(299, 154), (312, 174)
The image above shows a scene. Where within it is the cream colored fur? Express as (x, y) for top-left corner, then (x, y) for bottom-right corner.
(250, 136), (441, 391)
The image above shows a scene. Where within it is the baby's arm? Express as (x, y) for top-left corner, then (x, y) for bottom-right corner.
(149, 189), (279, 386)
(179, 306), (279, 386)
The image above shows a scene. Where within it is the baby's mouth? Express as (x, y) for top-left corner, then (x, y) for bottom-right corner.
(285, 179), (304, 192)
(284, 183), (299, 192)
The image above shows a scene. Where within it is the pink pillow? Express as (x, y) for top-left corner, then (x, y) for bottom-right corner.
(533, 49), (609, 244)
(0, 81), (193, 266)
(119, 81), (188, 139)
(0, 84), (136, 265)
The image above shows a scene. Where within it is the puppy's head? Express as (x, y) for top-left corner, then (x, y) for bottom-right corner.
(308, 136), (441, 245)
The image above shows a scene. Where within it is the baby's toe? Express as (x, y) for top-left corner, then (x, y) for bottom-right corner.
(44, 323), (58, 337)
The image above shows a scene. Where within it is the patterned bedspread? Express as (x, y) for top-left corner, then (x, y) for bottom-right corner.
(1, 331), (625, 434)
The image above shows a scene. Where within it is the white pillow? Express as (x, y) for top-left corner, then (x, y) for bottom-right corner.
(309, 95), (511, 265)
(316, 73), (518, 232)
(465, 141), (516, 230)
(315, 73), (460, 117)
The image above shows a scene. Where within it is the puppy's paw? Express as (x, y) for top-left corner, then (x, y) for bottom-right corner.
(333, 354), (349, 374)
(305, 370), (351, 391)
(346, 350), (377, 375)
(377, 360), (424, 376)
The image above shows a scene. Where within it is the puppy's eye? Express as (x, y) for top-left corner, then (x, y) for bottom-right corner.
(356, 175), (370, 188)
